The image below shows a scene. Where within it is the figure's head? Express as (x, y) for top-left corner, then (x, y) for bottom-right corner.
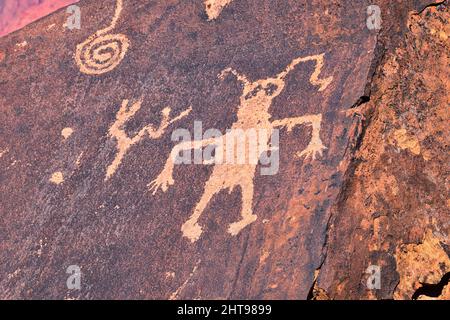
(244, 80), (281, 101)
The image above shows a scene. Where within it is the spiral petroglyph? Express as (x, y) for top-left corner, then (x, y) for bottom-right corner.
(75, 0), (129, 75)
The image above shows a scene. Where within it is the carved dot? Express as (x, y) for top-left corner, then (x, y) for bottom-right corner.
(61, 127), (74, 140)
(50, 172), (64, 185)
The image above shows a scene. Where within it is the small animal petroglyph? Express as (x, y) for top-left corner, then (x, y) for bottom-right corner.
(149, 53), (333, 242)
(204, 0), (234, 20)
(75, 0), (129, 75)
(105, 99), (191, 181)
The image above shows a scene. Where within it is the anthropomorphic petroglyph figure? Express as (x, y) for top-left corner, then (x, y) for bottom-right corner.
(204, 0), (234, 20)
(149, 54), (333, 242)
(105, 99), (191, 180)
(75, 0), (129, 75)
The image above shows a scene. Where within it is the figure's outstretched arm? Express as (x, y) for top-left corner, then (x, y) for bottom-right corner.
(272, 114), (327, 160)
(148, 137), (219, 194)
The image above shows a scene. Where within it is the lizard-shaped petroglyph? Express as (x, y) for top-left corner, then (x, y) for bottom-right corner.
(105, 99), (191, 181)
(149, 53), (333, 242)
(205, 0), (234, 20)
(75, 0), (129, 75)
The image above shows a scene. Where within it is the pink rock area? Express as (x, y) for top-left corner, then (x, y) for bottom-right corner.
(0, 0), (78, 37)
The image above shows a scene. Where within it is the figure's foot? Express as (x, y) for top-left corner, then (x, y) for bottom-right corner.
(297, 143), (327, 161)
(148, 171), (174, 195)
(181, 220), (203, 243)
(228, 214), (257, 236)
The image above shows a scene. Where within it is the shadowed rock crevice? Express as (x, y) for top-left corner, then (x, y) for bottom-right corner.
(412, 272), (450, 300)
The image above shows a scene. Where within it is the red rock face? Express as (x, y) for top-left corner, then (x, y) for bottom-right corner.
(0, 0), (78, 37)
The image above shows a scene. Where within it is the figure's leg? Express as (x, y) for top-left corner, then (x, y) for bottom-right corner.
(228, 178), (257, 236)
(182, 179), (221, 242)
(105, 149), (127, 181)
